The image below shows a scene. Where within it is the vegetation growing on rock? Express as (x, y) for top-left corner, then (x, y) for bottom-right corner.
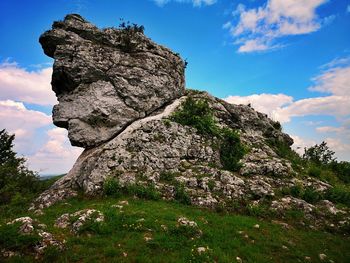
(171, 97), (246, 172)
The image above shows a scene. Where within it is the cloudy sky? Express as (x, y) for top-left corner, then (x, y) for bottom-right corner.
(0, 0), (349, 175)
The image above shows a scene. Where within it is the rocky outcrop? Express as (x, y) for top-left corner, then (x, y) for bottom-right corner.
(31, 14), (349, 231)
(40, 14), (185, 147)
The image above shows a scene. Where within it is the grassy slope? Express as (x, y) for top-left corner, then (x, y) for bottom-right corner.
(2, 196), (350, 263)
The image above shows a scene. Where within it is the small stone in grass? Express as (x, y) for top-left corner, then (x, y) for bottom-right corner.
(319, 253), (327, 261)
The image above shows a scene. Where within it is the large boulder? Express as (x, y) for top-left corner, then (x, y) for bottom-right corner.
(40, 14), (185, 147)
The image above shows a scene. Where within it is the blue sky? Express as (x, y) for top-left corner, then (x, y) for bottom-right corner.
(0, 0), (349, 174)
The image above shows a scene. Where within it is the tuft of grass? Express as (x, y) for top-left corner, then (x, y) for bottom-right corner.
(0, 222), (41, 251)
(125, 183), (161, 201)
(159, 171), (178, 184)
(103, 177), (122, 198)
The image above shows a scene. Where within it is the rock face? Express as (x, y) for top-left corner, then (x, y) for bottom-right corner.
(40, 14), (185, 147)
(31, 14), (350, 231)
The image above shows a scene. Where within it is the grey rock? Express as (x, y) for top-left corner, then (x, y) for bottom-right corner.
(54, 209), (104, 233)
(7, 217), (34, 234)
(40, 14), (185, 147)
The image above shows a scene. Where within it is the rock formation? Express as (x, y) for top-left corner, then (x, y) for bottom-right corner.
(39, 14), (185, 148)
(31, 14), (349, 231)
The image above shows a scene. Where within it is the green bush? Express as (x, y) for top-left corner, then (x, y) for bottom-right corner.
(329, 161), (350, 184)
(171, 97), (219, 136)
(281, 185), (321, 204)
(325, 186), (350, 207)
(103, 177), (122, 197)
(307, 165), (322, 178)
(118, 20), (145, 52)
(220, 128), (245, 172)
(290, 185), (303, 197)
(174, 183), (191, 205)
(302, 187), (321, 204)
(0, 129), (52, 208)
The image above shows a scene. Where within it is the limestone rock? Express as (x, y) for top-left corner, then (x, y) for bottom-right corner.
(7, 216), (34, 234)
(55, 209), (104, 233)
(40, 14), (185, 148)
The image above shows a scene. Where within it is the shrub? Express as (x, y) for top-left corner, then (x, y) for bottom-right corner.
(329, 161), (350, 184)
(281, 185), (321, 204)
(118, 20), (145, 52)
(325, 185), (350, 207)
(0, 129), (42, 206)
(303, 141), (335, 166)
(290, 185), (303, 198)
(171, 97), (219, 137)
(220, 128), (245, 172)
(307, 165), (322, 178)
(302, 187), (321, 204)
(103, 177), (122, 197)
(174, 183), (191, 205)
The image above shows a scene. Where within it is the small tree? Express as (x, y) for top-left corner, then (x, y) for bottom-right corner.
(0, 129), (39, 205)
(303, 141), (336, 166)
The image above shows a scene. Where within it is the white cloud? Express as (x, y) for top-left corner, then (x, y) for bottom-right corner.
(27, 128), (83, 174)
(0, 61), (56, 106)
(309, 58), (350, 96)
(153, 0), (216, 7)
(290, 135), (316, 155)
(224, 93), (293, 119)
(237, 39), (271, 53)
(225, 0), (328, 52)
(224, 56), (350, 160)
(0, 99), (82, 174)
(347, 5), (350, 13)
(273, 95), (350, 123)
(316, 126), (347, 134)
(0, 100), (52, 153)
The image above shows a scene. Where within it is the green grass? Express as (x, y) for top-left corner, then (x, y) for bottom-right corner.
(1, 196), (350, 262)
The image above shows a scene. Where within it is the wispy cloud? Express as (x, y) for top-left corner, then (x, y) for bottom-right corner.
(224, 0), (329, 52)
(153, 0), (216, 7)
(0, 60), (56, 106)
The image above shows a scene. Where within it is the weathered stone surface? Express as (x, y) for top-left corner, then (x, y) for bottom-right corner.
(7, 217), (34, 234)
(55, 209), (104, 233)
(40, 14), (185, 147)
